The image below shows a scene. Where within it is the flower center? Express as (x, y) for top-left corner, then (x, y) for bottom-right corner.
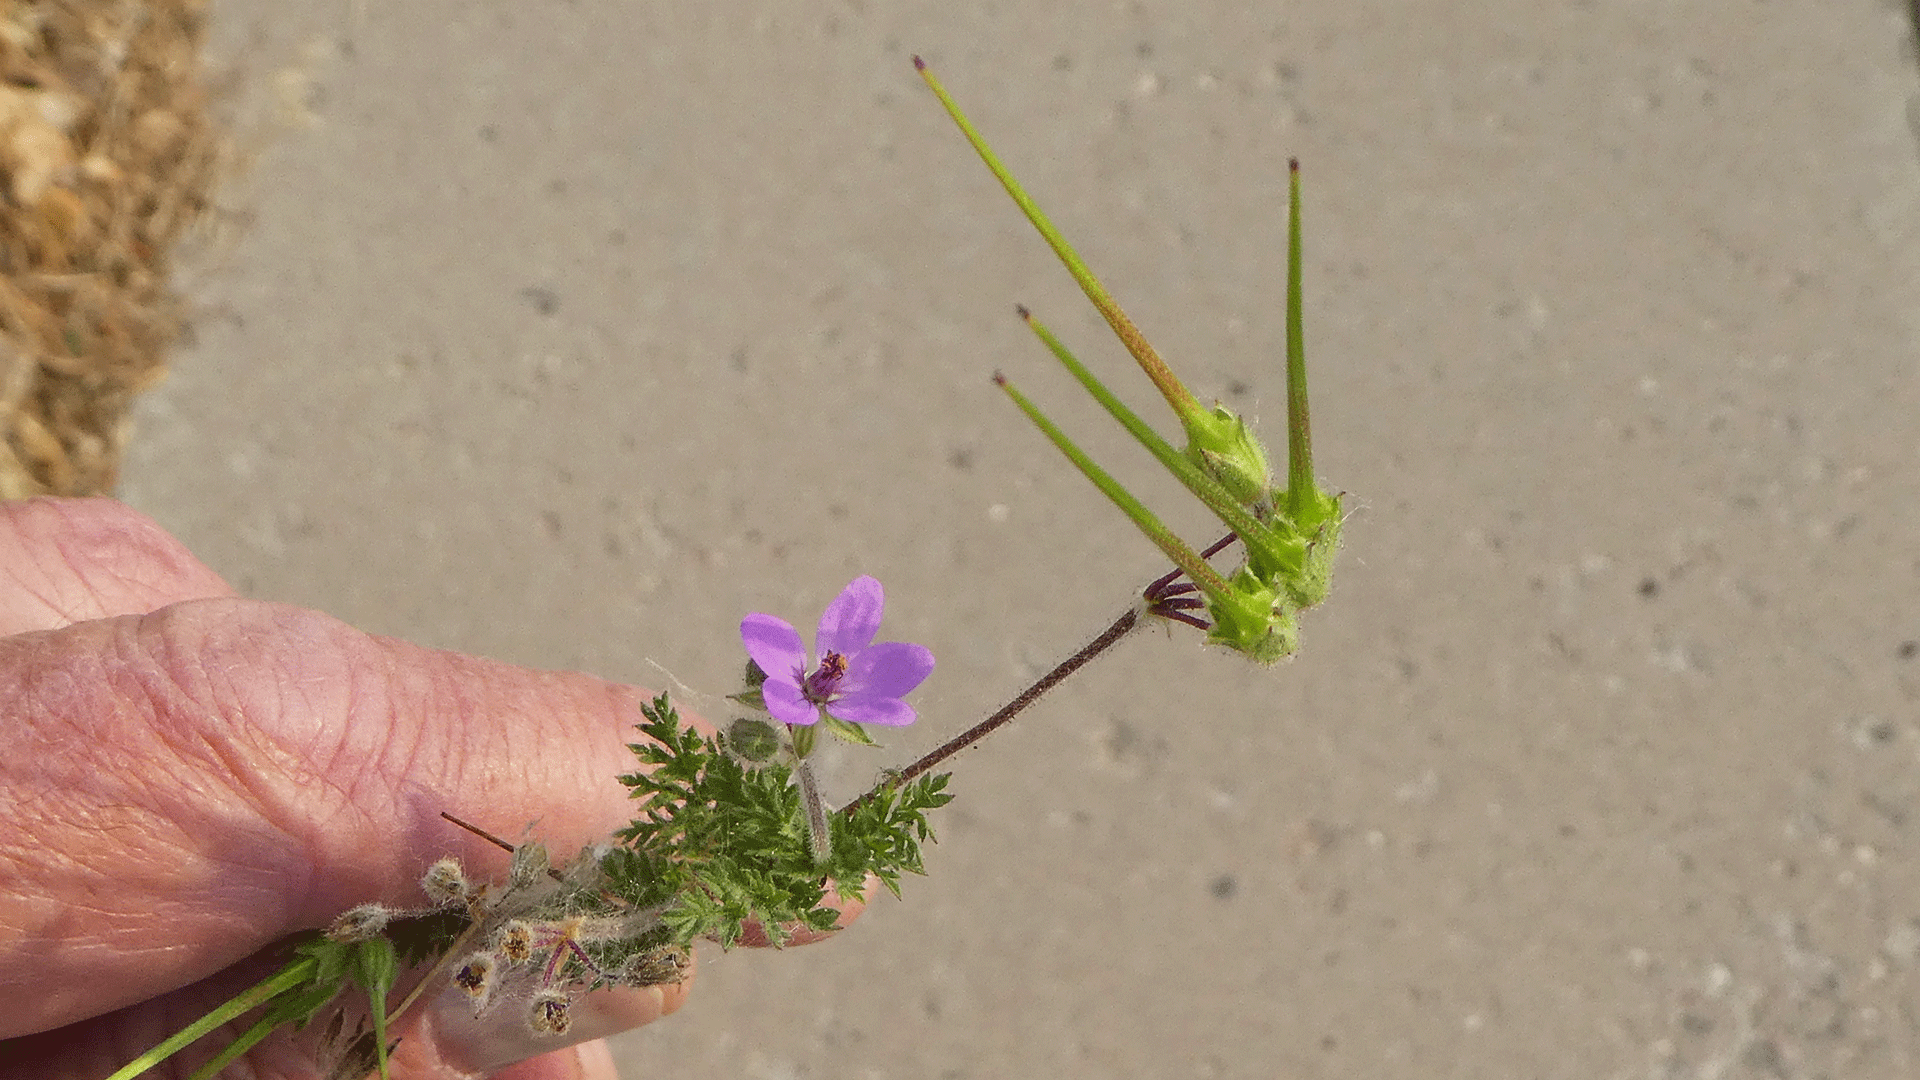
(801, 651), (848, 704)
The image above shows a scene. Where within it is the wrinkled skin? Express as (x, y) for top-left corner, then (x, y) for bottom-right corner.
(0, 498), (857, 1079)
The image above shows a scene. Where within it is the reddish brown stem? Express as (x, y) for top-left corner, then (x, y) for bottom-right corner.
(440, 811), (566, 883)
(841, 605), (1139, 816)
(839, 532), (1241, 816)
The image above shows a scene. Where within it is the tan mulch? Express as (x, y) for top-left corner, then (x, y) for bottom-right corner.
(0, 0), (218, 499)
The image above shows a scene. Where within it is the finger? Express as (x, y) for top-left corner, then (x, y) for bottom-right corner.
(0, 596), (673, 1039)
(569, 1038), (620, 1080)
(422, 1032), (623, 1080)
(488, 1038), (619, 1080)
(0, 497), (234, 635)
(395, 963), (693, 1077)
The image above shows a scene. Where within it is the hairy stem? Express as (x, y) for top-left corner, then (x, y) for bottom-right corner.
(842, 534), (1241, 815)
(792, 756), (834, 865)
(841, 605), (1138, 816)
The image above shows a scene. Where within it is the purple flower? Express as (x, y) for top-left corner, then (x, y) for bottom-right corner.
(740, 575), (934, 727)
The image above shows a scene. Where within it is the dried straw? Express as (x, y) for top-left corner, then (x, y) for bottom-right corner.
(0, 0), (218, 499)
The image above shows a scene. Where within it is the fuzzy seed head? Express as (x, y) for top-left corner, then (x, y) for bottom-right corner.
(452, 951), (499, 1011)
(527, 989), (572, 1035)
(326, 903), (394, 942)
(420, 857), (469, 906)
(623, 947), (691, 986)
(495, 919), (536, 963)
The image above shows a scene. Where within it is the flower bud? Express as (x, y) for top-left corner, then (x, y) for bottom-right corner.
(562, 842), (614, 889)
(622, 946), (691, 986)
(326, 903), (394, 942)
(420, 857), (469, 907)
(723, 717), (783, 766)
(508, 842), (549, 889)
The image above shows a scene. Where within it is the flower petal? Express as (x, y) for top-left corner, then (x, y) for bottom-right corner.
(817, 575), (885, 657)
(841, 641), (934, 700)
(826, 692), (918, 727)
(762, 676), (820, 725)
(740, 613), (807, 687)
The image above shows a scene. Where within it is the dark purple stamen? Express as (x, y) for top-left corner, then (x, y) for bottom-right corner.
(1140, 532), (1239, 630)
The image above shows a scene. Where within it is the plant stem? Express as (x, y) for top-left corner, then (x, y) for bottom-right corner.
(377, 921), (483, 1039)
(441, 812), (567, 883)
(792, 756), (834, 865)
(841, 534), (1241, 816)
(185, 1014), (282, 1080)
(841, 605), (1138, 816)
(105, 959), (317, 1080)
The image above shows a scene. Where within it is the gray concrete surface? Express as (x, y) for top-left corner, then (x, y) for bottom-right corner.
(124, 1), (1920, 1076)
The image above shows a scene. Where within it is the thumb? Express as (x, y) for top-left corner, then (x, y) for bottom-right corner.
(0, 594), (671, 1040)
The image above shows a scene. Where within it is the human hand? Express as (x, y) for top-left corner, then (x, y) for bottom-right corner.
(0, 497), (854, 1079)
